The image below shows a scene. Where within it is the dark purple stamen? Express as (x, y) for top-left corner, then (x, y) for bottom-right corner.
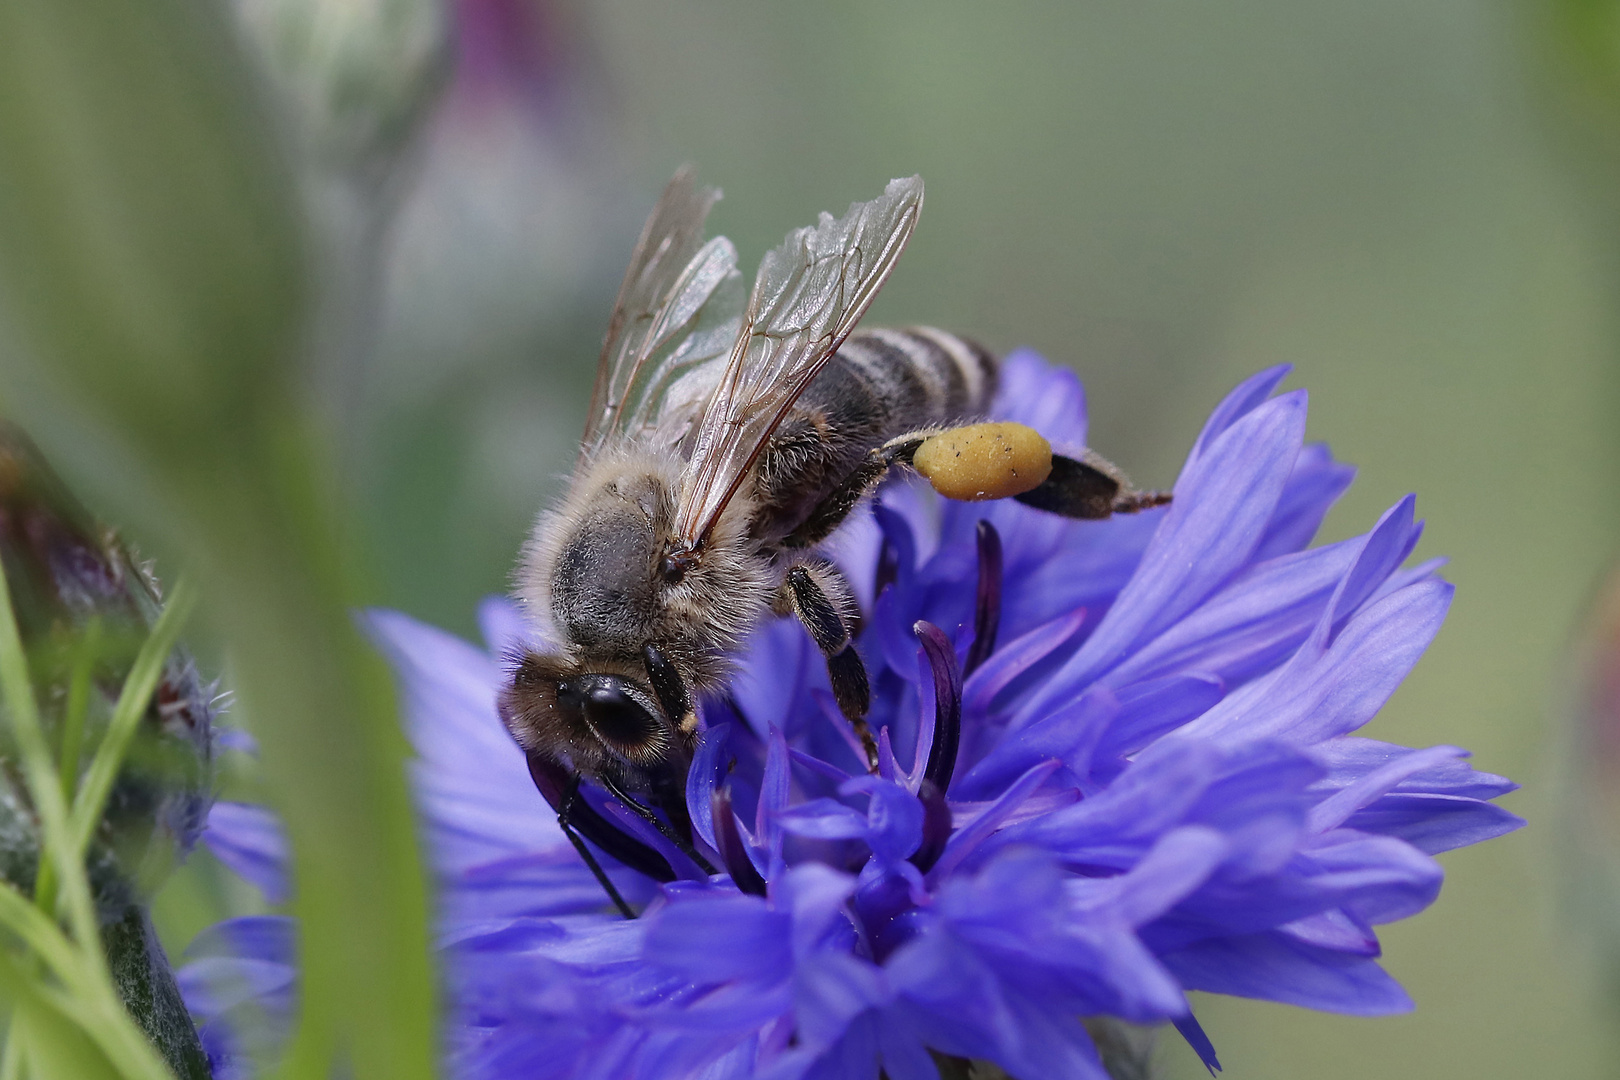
(915, 620), (963, 793)
(711, 786), (767, 896)
(874, 536), (899, 599)
(526, 754), (676, 883)
(963, 519), (1002, 677)
(909, 779), (952, 872)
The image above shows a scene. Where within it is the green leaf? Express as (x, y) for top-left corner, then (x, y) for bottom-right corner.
(0, 3), (439, 1079)
(0, 0), (307, 476)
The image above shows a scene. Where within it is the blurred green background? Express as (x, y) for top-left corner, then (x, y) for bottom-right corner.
(150, 0), (1620, 1076)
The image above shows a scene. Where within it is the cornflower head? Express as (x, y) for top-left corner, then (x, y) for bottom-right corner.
(187, 352), (1522, 1080)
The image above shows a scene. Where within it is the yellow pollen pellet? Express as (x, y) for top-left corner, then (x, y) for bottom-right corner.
(912, 422), (1053, 501)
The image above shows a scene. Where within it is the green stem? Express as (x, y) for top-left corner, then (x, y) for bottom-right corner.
(0, 877), (172, 1080)
(37, 577), (197, 914)
(69, 576), (197, 858)
(34, 614), (102, 917)
(0, 534), (102, 964)
(0, 559), (179, 1080)
(0, 1016), (25, 1080)
(100, 904), (210, 1080)
(57, 616), (101, 801)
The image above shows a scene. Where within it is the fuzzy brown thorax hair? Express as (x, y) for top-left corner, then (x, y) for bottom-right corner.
(518, 446), (775, 693)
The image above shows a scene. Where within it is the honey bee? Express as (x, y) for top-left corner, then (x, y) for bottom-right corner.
(498, 169), (1167, 913)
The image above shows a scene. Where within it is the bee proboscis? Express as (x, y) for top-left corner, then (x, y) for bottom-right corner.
(498, 169), (1168, 914)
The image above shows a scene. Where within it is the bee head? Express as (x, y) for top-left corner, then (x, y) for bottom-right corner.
(557, 672), (667, 765)
(498, 647), (694, 779)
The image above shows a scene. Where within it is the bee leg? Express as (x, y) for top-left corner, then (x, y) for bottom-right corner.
(557, 773), (638, 919)
(780, 435), (930, 549)
(526, 753), (676, 917)
(643, 643), (700, 745)
(597, 770), (718, 876)
(782, 563), (879, 772)
(1014, 449), (1172, 519)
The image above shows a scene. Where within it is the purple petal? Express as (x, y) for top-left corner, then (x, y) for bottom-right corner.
(874, 1019), (939, 1080)
(1299, 832), (1443, 925)
(1090, 673), (1225, 763)
(991, 349), (1089, 445)
(202, 802), (289, 905)
(839, 776), (925, 866)
(1252, 442), (1355, 562)
(928, 759), (1061, 883)
(961, 605), (1089, 717)
(1277, 908), (1379, 956)
(957, 689), (1116, 800)
(1178, 579), (1452, 748)
(1344, 794), (1525, 854)
(367, 608), (554, 869)
(1098, 826), (1230, 928)
(986, 741), (1225, 865)
(777, 862), (859, 958)
(1105, 537), (1362, 690)
(1172, 1012), (1223, 1076)
(1307, 744), (1467, 832)
(712, 787), (767, 896)
(687, 722), (733, 849)
(759, 727), (792, 858)
(1188, 365), (1291, 465)
(1160, 930), (1413, 1015)
(775, 798), (870, 841)
(185, 916), (296, 965)
(477, 594), (536, 656)
(1029, 391), (1307, 709)
(1316, 495), (1421, 646)
(445, 850), (653, 922)
(644, 896), (790, 983)
(177, 956), (296, 1018)
(1308, 737), (1516, 800)
(794, 951), (892, 1049)
(732, 620), (821, 742)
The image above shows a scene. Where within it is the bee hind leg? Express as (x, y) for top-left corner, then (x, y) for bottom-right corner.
(1014, 448), (1172, 519)
(783, 424), (1171, 548)
(895, 422), (1171, 520)
(780, 562), (879, 772)
(779, 434), (929, 549)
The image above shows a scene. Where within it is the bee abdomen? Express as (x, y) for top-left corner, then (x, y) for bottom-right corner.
(833, 327), (998, 427)
(753, 327), (999, 542)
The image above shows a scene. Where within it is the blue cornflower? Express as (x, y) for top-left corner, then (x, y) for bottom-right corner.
(183, 351), (1522, 1080)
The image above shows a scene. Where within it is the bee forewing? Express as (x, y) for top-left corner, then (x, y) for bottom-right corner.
(582, 168), (739, 462)
(624, 260), (745, 451)
(674, 175), (925, 545)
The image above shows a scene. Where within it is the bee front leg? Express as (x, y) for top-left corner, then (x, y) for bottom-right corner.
(556, 774), (639, 919)
(778, 562), (879, 772)
(597, 769), (717, 876)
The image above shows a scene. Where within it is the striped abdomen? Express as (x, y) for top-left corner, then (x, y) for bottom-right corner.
(751, 327), (999, 544)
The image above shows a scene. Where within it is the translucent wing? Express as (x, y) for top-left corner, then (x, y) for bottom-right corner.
(672, 176), (924, 547)
(580, 167), (742, 462)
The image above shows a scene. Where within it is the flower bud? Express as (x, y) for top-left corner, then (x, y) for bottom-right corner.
(235, 0), (451, 173)
(0, 422), (214, 912)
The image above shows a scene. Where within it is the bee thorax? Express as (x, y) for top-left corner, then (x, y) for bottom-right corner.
(522, 454), (774, 689)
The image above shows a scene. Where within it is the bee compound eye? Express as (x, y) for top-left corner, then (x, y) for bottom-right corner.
(579, 678), (662, 751)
